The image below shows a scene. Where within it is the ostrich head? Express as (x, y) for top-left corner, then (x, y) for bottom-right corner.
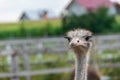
(65, 29), (93, 55)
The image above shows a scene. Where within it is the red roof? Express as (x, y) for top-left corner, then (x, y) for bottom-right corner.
(76, 0), (113, 10)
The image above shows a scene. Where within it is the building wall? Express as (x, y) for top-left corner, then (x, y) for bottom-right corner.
(108, 5), (117, 15)
(67, 1), (88, 16)
(115, 5), (120, 14)
(65, 1), (117, 16)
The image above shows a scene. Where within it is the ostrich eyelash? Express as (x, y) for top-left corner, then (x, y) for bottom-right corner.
(64, 36), (71, 42)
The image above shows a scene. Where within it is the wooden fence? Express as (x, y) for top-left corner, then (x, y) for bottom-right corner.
(0, 34), (120, 80)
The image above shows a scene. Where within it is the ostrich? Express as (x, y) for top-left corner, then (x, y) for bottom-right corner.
(65, 29), (100, 80)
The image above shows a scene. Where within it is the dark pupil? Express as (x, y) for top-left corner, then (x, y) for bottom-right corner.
(85, 36), (90, 41)
(67, 37), (71, 42)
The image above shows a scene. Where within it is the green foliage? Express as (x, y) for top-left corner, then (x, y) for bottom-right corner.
(62, 7), (119, 34)
(97, 50), (120, 79)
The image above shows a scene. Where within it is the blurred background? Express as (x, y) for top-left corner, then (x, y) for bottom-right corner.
(0, 0), (120, 80)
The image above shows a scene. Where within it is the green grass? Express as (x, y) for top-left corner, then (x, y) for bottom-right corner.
(0, 19), (62, 39)
(0, 23), (19, 31)
(0, 19), (61, 31)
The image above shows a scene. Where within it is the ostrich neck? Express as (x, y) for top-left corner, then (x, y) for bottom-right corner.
(75, 51), (90, 80)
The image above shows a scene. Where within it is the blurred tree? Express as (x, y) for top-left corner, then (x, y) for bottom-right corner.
(62, 7), (116, 34)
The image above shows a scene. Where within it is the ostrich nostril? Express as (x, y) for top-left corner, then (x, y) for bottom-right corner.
(77, 40), (79, 43)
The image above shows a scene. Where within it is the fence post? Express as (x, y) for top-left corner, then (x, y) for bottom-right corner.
(11, 52), (19, 80)
(18, 44), (31, 80)
(5, 44), (19, 80)
(21, 52), (31, 80)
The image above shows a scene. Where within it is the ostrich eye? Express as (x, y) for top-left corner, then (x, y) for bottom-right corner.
(85, 37), (89, 41)
(64, 36), (71, 42)
(84, 36), (92, 41)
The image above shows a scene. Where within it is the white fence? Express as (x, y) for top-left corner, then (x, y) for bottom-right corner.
(0, 34), (120, 80)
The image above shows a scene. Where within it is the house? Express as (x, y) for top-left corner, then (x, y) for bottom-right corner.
(20, 9), (57, 21)
(115, 3), (120, 14)
(62, 0), (118, 16)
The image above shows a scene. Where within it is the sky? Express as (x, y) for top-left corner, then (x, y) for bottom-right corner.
(0, 0), (69, 23)
(0, 0), (119, 23)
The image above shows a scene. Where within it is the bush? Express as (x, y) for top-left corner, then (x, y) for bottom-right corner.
(62, 7), (118, 34)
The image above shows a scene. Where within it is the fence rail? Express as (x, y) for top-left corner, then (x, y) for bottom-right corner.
(1, 62), (120, 78)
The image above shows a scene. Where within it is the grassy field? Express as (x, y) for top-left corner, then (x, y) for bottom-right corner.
(0, 19), (61, 31)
